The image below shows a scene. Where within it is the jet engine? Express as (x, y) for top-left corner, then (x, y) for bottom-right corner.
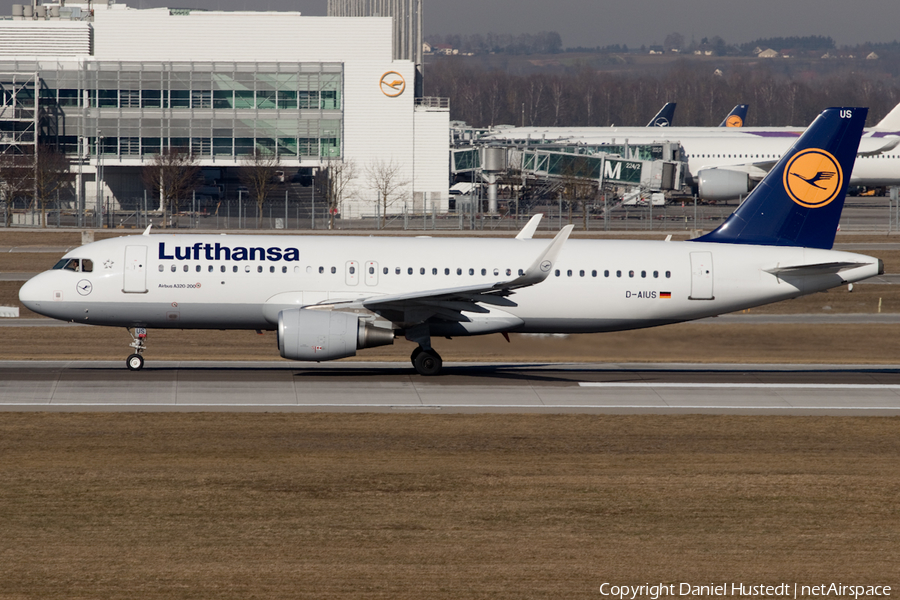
(277, 309), (394, 361)
(697, 169), (752, 202)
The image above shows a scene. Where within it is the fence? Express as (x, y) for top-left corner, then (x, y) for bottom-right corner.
(1, 195), (896, 234)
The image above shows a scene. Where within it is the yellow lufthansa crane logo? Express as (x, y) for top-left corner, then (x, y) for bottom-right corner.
(783, 148), (843, 209)
(725, 115), (743, 127)
(380, 71), (406, 97)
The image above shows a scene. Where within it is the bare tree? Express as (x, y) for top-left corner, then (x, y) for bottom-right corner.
(33, 145), (71, 228)
(141, 147), (201, 228)
(321, 158), (356, 230)
(664, 32), (685, 52)
(238, 149), (282, 228)
(365, 158), (409, 229)
(0, 152), (34, 226)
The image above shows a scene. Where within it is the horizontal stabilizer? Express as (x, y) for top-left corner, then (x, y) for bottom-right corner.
(858, 138), (900, 157)
(765, 261), (871, 276)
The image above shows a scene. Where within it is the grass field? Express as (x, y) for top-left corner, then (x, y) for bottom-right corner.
(1, 413), (897, 599)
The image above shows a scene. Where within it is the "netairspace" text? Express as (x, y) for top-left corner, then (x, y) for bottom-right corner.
(599, 583), (891, 599)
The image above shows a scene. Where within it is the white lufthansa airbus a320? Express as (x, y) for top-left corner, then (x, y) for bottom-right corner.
(20, 108), (883, 375)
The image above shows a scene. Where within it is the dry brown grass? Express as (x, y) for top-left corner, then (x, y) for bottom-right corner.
(0, 413), (897, 599)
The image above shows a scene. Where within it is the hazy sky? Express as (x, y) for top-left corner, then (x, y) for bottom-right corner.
(4, 0), (899, 48)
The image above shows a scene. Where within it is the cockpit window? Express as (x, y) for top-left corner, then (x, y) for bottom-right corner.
(52, 258), (93, 272)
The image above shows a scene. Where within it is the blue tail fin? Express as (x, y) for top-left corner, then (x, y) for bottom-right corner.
(647, 102), (676, 127)
(719, 104), (749, 127)
(693, 107), (866, 250)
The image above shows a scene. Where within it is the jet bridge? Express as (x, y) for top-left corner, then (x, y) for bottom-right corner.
(450, 141), (686, 212)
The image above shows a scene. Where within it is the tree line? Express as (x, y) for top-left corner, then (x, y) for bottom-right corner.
(424, 58), (900, 129)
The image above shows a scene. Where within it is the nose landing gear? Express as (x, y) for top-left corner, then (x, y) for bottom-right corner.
(126, 327), (148, 371)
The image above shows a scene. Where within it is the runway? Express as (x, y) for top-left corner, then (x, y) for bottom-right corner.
(3, 360), (900, 415)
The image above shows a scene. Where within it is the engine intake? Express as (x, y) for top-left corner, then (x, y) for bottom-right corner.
(697, 169), (751, 201)
(277, 309), (394, 361)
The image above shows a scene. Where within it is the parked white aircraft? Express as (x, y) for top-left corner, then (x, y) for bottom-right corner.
(19, 108), (882, 375)
(486, 103), (900, 200)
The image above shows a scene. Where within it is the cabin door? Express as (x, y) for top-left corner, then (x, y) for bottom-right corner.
(123, 245), (148, 293)
(689, 252), (714, 300)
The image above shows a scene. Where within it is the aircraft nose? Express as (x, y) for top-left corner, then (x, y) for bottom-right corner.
(18, 273), (50, 314)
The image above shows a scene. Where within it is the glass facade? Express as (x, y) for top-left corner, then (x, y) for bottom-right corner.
(1, 60), (343, 161)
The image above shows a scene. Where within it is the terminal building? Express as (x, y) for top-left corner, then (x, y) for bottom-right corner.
(0, 0), (448, 220)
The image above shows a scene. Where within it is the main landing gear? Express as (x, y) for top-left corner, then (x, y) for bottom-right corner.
(411, 346), (442, 376)
(126, 327), (148, 371)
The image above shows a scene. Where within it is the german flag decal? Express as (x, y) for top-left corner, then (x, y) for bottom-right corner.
(660, 292), (672, 299)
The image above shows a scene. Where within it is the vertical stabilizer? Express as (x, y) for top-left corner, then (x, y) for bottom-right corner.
(719, 104), (749, 127)
(873, 101), (900, 130)
(647, 102), (676, 127)
(693, 107), (866, 249)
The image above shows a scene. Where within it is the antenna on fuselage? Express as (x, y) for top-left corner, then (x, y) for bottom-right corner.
(142, 224), (152, 236)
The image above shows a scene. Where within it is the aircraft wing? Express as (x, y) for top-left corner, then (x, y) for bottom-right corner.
(330, 225), (574, 325)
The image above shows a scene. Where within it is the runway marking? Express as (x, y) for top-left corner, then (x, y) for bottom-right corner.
(578, 382), (900, 390)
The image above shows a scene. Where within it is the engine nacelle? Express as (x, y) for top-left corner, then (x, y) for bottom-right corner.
(277, 309), (394, 361)
(697, 169), (751, 201)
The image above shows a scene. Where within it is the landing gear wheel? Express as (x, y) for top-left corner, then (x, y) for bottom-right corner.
(126, 353), (144, 371)
(413, 349), (442, 376)
(410, 346), (423, 367)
